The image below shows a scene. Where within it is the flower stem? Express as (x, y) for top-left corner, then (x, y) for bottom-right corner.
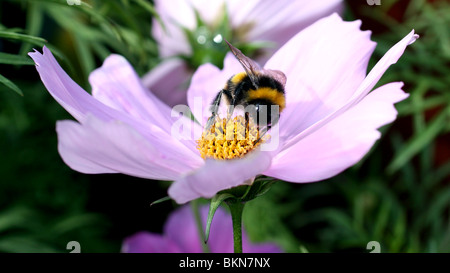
(226, 200), (245, 253)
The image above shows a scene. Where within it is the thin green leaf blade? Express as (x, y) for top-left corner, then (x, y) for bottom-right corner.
(19, 3), (44, 56)
(205, 193), (234, 243)
(0, 74), (23, 96)
(0, 52), (34, 65)
(0, 30), (47, 45)
(387, 106), (450, 174)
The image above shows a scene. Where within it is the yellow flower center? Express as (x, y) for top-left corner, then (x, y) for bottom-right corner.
(197, 115), (267, 160)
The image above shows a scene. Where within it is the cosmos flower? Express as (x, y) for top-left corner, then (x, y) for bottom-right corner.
(121, 204), (281, 253)
(29, 14), (418, 204)
(143, 0), (343, 106)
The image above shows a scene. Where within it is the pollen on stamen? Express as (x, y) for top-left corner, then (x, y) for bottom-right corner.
(196, 115), (269, 160)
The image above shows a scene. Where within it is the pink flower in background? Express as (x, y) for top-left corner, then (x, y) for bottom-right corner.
(121, 205), (281, 253)
(144, 0), (343, 106)
(29, 14), (418, 205)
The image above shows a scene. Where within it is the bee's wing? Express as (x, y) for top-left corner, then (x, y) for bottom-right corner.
(262, 69), (287, 87)
(225, 40), (261, 88)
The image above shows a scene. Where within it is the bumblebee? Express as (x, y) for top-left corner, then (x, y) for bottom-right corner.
(206, 40), (287, 135)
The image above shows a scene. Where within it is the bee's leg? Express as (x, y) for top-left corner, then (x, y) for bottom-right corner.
(244, 111), (253, 139)
(245, 111), (250, 130)
(254, 110), (278, 145)
(205, 89), (224, 132)
(254, 126), (267, 145)
(227, 102), (234, 120)
(227, 90), (237, 120)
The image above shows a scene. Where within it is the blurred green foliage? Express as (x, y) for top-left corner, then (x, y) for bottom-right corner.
(0, 0), (449, 253)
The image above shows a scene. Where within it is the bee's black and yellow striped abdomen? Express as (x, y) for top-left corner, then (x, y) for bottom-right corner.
(223, 72), (286, 111)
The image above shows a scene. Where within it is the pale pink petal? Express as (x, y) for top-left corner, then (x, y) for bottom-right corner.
(89, 54), (175, 132)
(264, 82), (408, 182)
(57, 115), (202, 180)
(168, 150), (272, 204)
(281, 29), (418, 151)
(141, 58), (193, 107)
(28, 46), (122, 124)
(189, 0), (228, 26)
(152, 0), (194, 57)
(228, 0), (343, 59)
(30, 47), (202, 163)
(164, 205), (204, 253)
(348, 30), (419, 104)
(265, 13), (376, 140)
(152, 20), (191, 58)
(89, 53), (201, 155)
(165, 205), (233, 253)
(187, 53), (245, 126)
(29, 47), (171, 138)
(153, 0), (197, 31)
(121, 232), (181, 253)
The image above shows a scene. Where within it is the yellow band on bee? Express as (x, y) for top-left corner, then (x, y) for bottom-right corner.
(230, 72), (248, 85)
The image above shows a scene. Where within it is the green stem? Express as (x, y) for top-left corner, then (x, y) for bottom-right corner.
(191, 200), (210, 253)
(226, 200), (245, 253)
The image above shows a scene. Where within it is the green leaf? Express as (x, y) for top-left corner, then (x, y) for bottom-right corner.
(424, 160), (450, 189)
(0, 207), (32, 232)
(0, 52), (34, 65)
(133, 0), (159, 18)
(190, 200), (210, 253)
(0, 74), (23, 96)
(241, 179), (277, 201)
(205, 193), (234, 243)
(373, 199), (391, 239)
(50, 213), (105, 236)
(0, 30), (47, 45)
(0, 237), (60, 253)
(73, 33), (95, 79)
(299, 245), (309, 253)
(425, 187), (450, 227)
(19, 3), (44, 57)
(149, 196), (171, 206)
(397, 95), (446, 116)
(387, 106), (450, 174)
